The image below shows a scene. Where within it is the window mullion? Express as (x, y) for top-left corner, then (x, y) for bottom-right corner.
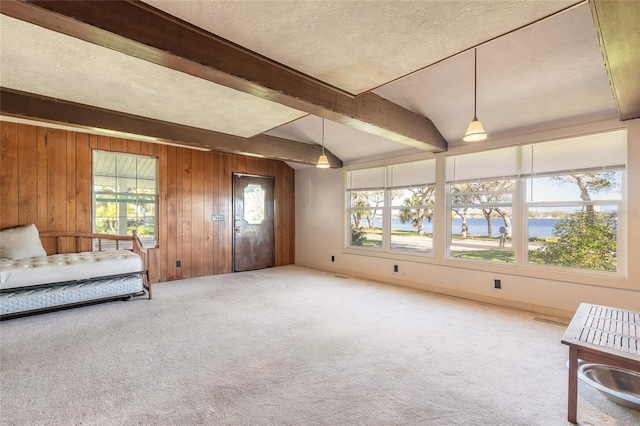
(382, 189), (391, 251)
(514, 177), (526, 266)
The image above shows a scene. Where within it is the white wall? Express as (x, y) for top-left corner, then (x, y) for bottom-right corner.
(295, 119), (640, 319)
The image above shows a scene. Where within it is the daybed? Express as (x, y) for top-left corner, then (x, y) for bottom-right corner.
(0, 224), (151, 320)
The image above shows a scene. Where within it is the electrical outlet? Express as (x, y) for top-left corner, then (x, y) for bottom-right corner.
(394, 265), (399, 272)
(176, 260), (182, 267)
(494, 279), (501, 289)
(331, 256), (335, 262)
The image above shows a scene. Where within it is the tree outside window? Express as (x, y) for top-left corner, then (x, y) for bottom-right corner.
(527, 171), (621, 272)
(346, 160), (436, 254)
(449, 179), (515, 263)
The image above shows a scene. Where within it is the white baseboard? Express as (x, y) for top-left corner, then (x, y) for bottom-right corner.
(295, 261), (574, 321)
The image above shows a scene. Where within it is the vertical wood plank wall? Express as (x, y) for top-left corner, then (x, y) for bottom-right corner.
(0, 121), (295, 282)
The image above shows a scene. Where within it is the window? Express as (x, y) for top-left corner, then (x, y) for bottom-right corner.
(93, 150), (158, 247)
(347, 167), (385, 249)
(446, 148), (517, 263)
(445, 129), (626, 274)
(346, 159), (436, 256)
(244, 184), (266, 224)
(389, 160), (436, 254)
(345, 129), (626, 275)
(522, 130), (626, 272)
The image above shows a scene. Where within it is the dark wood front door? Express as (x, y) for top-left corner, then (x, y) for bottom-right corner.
(233, 173), (275, 272)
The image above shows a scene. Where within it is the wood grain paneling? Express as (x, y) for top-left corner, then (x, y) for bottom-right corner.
(167, 145), (179, 280)
(76, 133), (93, 252)
(0, 123), (19, 230)
(17, 124), (38, 227)
(0, 121), (295, 282)
(35, 127), (48, 245)
(191, 152), (205, 278)
(203, 153), (215, 276)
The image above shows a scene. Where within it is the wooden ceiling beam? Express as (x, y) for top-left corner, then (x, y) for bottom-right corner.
(1, 0), (447, 152)
(0, 88), (343, 168)
(590, 0), (640, 121)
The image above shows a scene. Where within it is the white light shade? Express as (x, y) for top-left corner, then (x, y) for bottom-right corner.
(316, 154), (330, 168)
(463, 118), (487, 142)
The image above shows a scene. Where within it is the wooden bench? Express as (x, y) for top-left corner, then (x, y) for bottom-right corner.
(561, 303), (640, 423)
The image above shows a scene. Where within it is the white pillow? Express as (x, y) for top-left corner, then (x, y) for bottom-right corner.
(0, 224), (47, 260)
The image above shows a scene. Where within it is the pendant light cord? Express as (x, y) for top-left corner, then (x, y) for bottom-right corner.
(322, 118), (326, 155)
(473, 49), (478, 120)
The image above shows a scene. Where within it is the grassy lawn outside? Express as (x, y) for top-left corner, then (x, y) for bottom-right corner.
(356, 228), (515, 261)
(450, 250), (514, 262)
(353, 223), (615, 269)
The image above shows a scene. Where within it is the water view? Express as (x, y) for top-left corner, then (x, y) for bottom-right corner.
(365, 218), (560, 238)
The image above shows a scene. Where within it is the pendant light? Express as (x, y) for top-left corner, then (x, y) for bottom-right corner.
(316, 118), (330, 168)
(463, 49), (487, 142)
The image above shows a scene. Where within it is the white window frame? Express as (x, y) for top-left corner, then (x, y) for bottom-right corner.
(343, 128), (627, 278)
(93, 150), (159, 248)
(444, 129), (626, 276)
(345, 159), (437, 258)
(447, 179), (516, 262)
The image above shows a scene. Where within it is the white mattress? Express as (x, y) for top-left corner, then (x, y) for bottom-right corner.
(0, 250), (143, 291)
(0, 274), (144, 317)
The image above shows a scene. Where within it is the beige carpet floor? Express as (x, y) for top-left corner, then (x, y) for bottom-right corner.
(1, 265), (638, 425)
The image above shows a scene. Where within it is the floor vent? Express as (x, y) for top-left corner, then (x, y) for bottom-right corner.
(534, 317), (569, 327)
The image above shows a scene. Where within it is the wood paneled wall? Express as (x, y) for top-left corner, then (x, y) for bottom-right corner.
(0, 121), (295, 282)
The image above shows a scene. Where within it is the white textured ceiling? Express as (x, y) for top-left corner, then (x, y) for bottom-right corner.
(0, 15), (306, 138)
(0, 1), (620, 168)
(267, 115), (423, 164)
(373, 3), (618, 143)
(145, 0), (578, 95)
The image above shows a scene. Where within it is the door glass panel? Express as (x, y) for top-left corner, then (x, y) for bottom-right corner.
(244, 184), (265, 224)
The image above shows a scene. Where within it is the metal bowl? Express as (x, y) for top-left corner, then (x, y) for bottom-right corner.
(577, 362), (640, 411)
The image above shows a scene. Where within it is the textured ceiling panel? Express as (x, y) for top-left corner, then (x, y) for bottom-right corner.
(0, 15), (306, 138)
(145, 0), (579, 94)
(373, 3), (618, 143)
(266, 115), (421, 165)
